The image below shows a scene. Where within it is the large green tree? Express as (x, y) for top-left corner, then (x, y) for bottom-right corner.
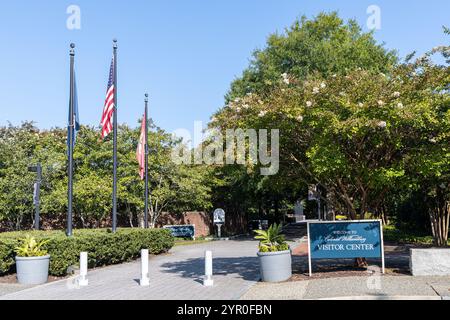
(226, 12), (397, 102)
(0, 121), (213, 231)
(211, 12), (399, 225)
(212, 43), (449, 246)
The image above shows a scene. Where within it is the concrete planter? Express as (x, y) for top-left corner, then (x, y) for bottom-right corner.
(410, 248), (450, 276)
(15, 255), (50, 285)
(257, 249), (292, 282)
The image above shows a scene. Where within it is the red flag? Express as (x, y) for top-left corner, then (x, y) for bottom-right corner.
(136, 114), (146, 179)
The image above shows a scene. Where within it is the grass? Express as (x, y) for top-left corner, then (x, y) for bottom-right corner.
(383, 224), (449, 246)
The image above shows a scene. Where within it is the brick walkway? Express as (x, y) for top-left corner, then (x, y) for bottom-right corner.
(1, 238), (300, 300)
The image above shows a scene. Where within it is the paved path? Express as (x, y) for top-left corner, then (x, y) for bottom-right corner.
(3, 234), (449, 300)
(241, 275), (450, 300)
(1, 238), (296, 300)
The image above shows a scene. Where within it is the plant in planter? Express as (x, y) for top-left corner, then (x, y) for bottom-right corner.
(254, 223), (292, 282)
(14, 235), (50, 285)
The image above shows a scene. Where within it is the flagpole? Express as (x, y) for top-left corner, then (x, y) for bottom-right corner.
(112, 39), (118, 233)
(144, 93), (149, 228)
(67, 43), (75, 237)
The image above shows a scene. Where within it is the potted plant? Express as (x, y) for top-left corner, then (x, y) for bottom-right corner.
(15, 235), (50, 285)
(254, 223), (292, 282)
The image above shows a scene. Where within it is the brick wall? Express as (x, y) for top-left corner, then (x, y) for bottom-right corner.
(156, 211), (213, 238)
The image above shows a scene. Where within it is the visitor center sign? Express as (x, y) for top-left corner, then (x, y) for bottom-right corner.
(307, 220), (385, 276)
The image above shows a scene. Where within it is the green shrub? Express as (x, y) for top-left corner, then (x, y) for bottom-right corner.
(382, 224), (449, 246)
(0, 228), (174, 276)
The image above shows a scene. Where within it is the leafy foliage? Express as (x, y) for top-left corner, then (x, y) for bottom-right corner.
(14, 235), (49, 257)
(212, 14), (449, 245)
(0, 121), (212, 230)
(254, 223), (289, 252)
(209, 12), (399, 225)
(0, 228), (174, 276)
(226, 12), (397, 102)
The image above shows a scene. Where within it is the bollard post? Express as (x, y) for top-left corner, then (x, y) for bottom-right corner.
(78, 252), (89, 286)
(203, 250), (214, 286)
(140, 249), (150, 286)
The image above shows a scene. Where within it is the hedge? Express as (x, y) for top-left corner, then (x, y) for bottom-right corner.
(0, 228), (174, 276)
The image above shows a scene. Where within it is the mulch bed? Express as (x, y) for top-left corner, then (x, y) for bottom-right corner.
(0, 273), (66, 284)
(290, 266), (409, 281)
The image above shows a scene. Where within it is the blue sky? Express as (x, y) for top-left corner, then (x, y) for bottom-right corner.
(0, 0), (448, 134)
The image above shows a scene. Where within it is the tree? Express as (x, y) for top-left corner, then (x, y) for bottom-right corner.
(212, 44), (449, 246)
(0, 123), (37, 229)
(0, 121), (213, 231)
(226, 12), (397, 102)
(210, 12), (399, 227)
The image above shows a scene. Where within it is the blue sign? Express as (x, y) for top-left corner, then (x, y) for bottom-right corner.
(309, 221), (382, 259)
(163, 225), (195, 239)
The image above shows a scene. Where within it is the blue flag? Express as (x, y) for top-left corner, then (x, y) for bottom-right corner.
(68, 74), (80, 148)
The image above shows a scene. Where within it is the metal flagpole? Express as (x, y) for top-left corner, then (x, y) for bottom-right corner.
(35, 163), (41, 230)
(144, 94), (149, 229)
(112, 39), (118, 233)
(67, 43), (75, 237)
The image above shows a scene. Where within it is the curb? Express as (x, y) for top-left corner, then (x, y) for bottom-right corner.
(319, 295), (443, 300)
(205, 234), (248, 241)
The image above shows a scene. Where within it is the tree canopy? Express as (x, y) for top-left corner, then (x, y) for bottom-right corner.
(211, 13), (449, 246)
(226, 12), (397, 102)
(0, 122), (213, 231)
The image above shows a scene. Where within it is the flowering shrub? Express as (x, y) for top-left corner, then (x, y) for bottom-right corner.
(212, 44), (449, 245)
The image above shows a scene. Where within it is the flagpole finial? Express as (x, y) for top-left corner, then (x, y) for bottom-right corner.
(70, 43), (75, 55)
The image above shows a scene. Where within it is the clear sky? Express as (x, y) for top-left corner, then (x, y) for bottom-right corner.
(0, 0), (448, 135)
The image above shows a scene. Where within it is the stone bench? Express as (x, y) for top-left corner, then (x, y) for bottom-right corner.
(410, 248), (450, 276)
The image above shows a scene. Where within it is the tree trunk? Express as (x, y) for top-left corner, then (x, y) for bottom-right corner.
(354, 257), (369, 268)
(80, 214), (87, 228)
(137, 212), (144, 228)
(15, 215), (23, 231)
(429, 192), (449, 247)
(127, 203), (134, 228)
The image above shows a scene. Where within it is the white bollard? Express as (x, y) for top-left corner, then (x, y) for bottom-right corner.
(203, 250), (214, 286)
(139, 249), (150, 286)
(78, 252), (89, 286)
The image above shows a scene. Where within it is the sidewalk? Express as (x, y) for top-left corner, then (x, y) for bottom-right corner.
(243, 239), (450, 300)
(2, 236), (448, 300)
(0, 238), (280, 300)
(240, 275), (450, 300)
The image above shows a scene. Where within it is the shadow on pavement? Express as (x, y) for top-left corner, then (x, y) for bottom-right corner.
(160, 256), (260, 282)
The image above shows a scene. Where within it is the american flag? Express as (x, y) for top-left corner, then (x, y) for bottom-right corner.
(100, 58), (115, 138)
(136, 113), (146, 180)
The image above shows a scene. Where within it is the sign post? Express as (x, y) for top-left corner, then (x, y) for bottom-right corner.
(307, 220), (385, 276)
(307, 222), (312, 277)
(213, 208), (225, 238)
